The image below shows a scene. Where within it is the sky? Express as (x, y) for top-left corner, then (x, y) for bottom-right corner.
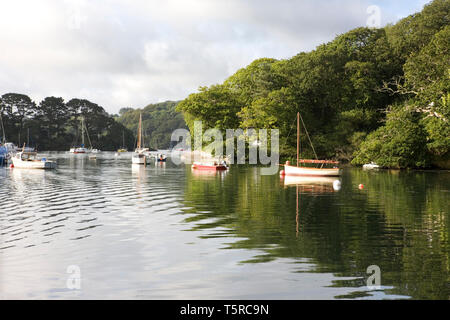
(0, 0), (430, 114)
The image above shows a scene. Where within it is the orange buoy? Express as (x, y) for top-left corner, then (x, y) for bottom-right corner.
(280, 170), (285, 176)
(359, 184), (364, 190)
(9, 163), (14, 168)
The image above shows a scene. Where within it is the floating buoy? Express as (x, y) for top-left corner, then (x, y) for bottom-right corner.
(280, 170), (285, 176)
(9, 163), (14, 168)
(333, 180), (341, 191)
(359, 184), (364, 190)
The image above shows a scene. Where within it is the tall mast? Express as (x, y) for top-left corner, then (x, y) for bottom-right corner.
(297, 112), (300, 167)
(137, 113), (142, 149)
(81, 117), (85, 146)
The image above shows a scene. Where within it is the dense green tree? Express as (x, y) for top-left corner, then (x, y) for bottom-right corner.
(0, 93), (37, 145)
(175, 0), (449, 168)
(117, 101), (187, 150)
(352, 106), (429, 168)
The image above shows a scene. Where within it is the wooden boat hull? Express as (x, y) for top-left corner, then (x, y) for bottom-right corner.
(284, 165), (340, 177)
(192, 163), (227, 171)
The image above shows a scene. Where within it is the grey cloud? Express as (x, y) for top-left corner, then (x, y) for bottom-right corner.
(0, 0), (423, 114)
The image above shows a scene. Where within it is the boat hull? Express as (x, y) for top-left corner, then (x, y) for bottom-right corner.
(11, 158), (56, 169)
(192, 163), (227, 171)
(284, 165), (340, 177)
(132, 153), (148, 164)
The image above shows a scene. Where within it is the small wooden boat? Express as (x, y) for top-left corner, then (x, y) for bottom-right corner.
(282, 112), (341, 177)
(192, 161), (228, 171)
(284, 160), (340, 177)
(11, 151), (56, 169)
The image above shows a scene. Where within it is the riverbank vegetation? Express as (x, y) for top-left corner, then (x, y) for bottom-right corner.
(177, 0), (449, 168)
(115, 101), (187, 150)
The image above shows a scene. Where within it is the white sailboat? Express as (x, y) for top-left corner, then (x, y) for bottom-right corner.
(282, 112), (341, 177)
(132, 113), (149, 165)
(69, 117), (100, 154)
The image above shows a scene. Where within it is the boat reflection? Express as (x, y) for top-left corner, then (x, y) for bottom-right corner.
(282, 175), (341, 193)
(190, 166), (228, 180)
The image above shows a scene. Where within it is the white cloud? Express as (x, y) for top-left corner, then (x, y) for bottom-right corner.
(0, 0), (429, 114)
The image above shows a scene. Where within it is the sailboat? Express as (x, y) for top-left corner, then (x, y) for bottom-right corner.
(69, 117), (100, 154)
(117, 131), (127, 153)
(281, 112), (341, 177)
(70, 117), (89, 154)
(132, 113), (149, 164)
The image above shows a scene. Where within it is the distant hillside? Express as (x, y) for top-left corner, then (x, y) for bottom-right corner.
(116, 101), (188, 150)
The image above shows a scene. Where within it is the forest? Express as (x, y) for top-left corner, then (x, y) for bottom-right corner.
(115, 101), (187, 150)
(0, 94), (135, 151)
(177, 0), (449, 168)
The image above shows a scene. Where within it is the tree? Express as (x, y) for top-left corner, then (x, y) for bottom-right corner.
(0, 93), (36, 145)
(352, 106), (429, 168)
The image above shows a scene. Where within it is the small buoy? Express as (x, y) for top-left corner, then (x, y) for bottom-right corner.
(359, 184), (364, 190)
(333, 180), (341, 191)
(280, 170), (285, 176)
(9, 163), (14, 168)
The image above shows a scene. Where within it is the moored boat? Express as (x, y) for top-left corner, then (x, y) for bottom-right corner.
(282, 112), (341, 177)
(0, 143), (7, 166)
(11, 151), (56, 169)
(156, 153), (167, 162)
(132, 152), (148, 165)
(132, 113), (149, 165)
(284, 160), (340, 177)
(192, 161), (228, 171)
(363, 162), (380, 170)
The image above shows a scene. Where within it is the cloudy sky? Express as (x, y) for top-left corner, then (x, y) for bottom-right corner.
(0, 0), (430, 114)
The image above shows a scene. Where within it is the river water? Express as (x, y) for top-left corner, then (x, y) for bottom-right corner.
(0, 152), (449, 299)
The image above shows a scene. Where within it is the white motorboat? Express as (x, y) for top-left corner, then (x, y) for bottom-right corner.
(11, 151), (56, 169)
(363, 162), (381, 170)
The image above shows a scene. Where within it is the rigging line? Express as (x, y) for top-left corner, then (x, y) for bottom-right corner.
(280, 116), (298, 153)
(298, 113), (318, 160)
(83, 119), (93, 149)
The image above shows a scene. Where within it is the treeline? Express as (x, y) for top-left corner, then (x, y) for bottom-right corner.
(116, 101), (187, 150)
(0, 94), (135, 151)
(177, 0), (449, 168)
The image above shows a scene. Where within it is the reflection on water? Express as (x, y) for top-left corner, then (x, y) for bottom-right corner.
(0, 153), (449, 299)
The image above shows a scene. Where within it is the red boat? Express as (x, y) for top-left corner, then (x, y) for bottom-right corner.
(192, 162), (228, 171)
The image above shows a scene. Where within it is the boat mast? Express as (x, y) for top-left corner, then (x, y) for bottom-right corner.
(137, 113), (142, 149)
(81, 117), (85, 147)
(297, 112), (300, 167)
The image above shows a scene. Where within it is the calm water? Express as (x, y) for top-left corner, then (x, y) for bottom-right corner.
(0, 152), (449, 299)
